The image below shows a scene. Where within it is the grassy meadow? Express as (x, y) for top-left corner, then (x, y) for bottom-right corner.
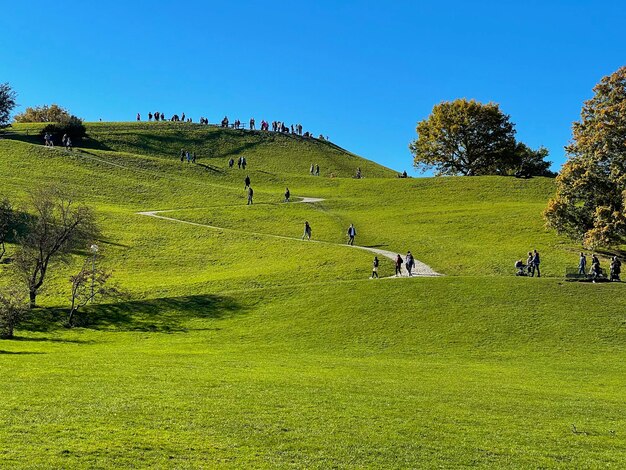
(1, 122), (625, 468)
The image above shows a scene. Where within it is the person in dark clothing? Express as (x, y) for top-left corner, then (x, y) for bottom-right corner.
(590, 254), (602, 282)
(228, 158), (234, 168)
(242, 157), (247, 170)
(610, 256), (621, 281)
(180, 149), (185, 163)
(347, 224), (356, 245)
(371, 257), (379, 278)
(244, 175), (251, 189)
(531, 249), (540, 277)
(395, 254), (403, 277)
(315, 164), (320, 176)
(192, 152), (196, 164)
(237, 157), (242, 169)
(247, 186), (254, 205)
(405, 251), (415, 277)
(284, 188), (290, 202)
(302, 221), (311, 240)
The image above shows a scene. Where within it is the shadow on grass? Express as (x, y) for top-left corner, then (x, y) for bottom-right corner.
(21, 294), (246, 334)
(0, 350), (46, 355)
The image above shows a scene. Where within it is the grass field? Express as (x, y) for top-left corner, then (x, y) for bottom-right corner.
(1, 122), (625, 468)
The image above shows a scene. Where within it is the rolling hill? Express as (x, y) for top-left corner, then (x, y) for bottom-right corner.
(0, 122), (624, 468)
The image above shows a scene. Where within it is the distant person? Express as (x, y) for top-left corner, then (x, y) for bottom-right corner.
(137, 113), (141, 121)
(355, 167), (362, 179)
(310, 163), (314, 175)
(192, 152), (196, 164)
(181, 112), (186, 122)
(405, 251), (415, 277)
(228, 158), (234, 168)
(180, 149), (185, 163)
(402, 170), (408, 178)
(578, 252), (587, 275)
(148, 112), (153, 121)
(186, 150), (191, 163)
(250, 117), (255, 130)
(244, 175), (251, 189)
(610, 256), (621, 282)
(65, 136), (72, 150)
(531, 249), (541, 277)
(590, 254), (601, 282)
(347, 224), (356, 246)
(62, 133), (68, 147)
(242, 157), (247, 170)
(247, 186), (254, 205)
(395, 254), (403, 277)
(371, 256), (379, 279)
(284, 187), (290, 202)
(237, 157), (242, 169)
(526, 251), (534, 276)
(302, 221), (311, 240)
(315, 164), (320, 176)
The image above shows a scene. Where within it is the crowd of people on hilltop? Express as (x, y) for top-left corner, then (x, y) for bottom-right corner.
(135, 112), (327, 141)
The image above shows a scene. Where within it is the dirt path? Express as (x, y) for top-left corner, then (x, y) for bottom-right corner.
(138, 197), (441, 278)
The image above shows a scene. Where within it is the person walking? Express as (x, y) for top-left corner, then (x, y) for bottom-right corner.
(610, 256), (621, 282)
(578, 252), (587, 276)
(192, 152), (196, 164)
(284, 187), (290, 202)
(237, 157), (242, 169)
(371, 256), (379, 279)
(590, 254), (601, 282)
(228, 158), (234, 168)
(531, 249), (541, 277)
(405, 251), (415, 277)
(244, 175), (251, 189)
(347, 224), (356, 245)
(310, 163), (314, 175)
(302, 221), (311, 240)
(315, 164), (320, 176)
(242, 157), (247, 170)
(247, 186), (254, 205)
(395, 254), (404, 277)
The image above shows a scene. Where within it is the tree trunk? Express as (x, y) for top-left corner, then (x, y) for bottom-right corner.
(29, 290), (37, 309)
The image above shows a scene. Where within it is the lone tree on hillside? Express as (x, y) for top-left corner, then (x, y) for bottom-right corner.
(13, 104), (72, 123)
(410, 99), (552, 176)
(544, 66), (626, 248)
(14, 104), (87, 143)
(14, 186), (99, 308)
(0, 83), (17, 128)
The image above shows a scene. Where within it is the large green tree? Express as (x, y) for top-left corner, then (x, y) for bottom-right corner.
(544, 66), (626, 248)
(0, 83), (17, 127)
(410, 99), (516, 176)
(410, 99), (552, 177)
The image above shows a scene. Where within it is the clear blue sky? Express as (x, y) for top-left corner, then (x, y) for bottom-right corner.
(2, 1), (625, 173)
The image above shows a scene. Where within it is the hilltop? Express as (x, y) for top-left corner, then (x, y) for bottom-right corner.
(0, 123), (625, 468)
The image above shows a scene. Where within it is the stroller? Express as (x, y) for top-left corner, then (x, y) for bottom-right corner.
(515, 260), (528, 276)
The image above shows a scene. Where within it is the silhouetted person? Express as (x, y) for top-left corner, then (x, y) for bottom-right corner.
(284, 188), (290, 202)
(247, 186), (254, 205)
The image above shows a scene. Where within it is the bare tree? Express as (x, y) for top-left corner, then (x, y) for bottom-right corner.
(0, 287), (28, 339)
(14, 186), (99, 309)
(68, 256), (121, 327)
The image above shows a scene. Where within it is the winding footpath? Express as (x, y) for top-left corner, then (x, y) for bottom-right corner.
(138, 197), (441, 278)
(42, 146), (441, 278)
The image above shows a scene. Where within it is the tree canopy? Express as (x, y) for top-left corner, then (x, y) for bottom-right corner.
(410, 99), (553, 177)
(544, 66), (626, 248)
(14, 104), (72, 123)
(0, 83), (17, 127)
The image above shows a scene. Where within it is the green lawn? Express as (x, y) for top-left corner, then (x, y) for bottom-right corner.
(1, 123), (624, 468)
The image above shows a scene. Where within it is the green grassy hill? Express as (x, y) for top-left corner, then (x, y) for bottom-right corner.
(1, 123), (625, 468)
